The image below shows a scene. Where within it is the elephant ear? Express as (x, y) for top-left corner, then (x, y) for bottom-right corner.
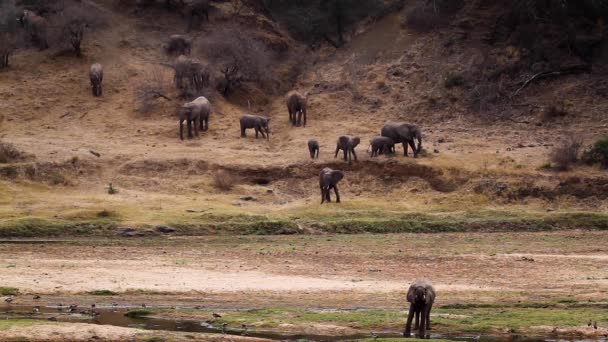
(333, 171), (344, 182)
(406, 286), (416, 303)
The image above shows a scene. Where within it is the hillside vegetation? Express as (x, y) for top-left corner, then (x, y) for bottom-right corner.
(1, 0), (608, 236)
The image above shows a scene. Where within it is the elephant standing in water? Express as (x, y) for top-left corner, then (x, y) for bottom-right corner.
(240, 114), (270, 140)
(308, 139), (319, 159)
(381, 121), (422, 157)
(286, 91), (307, 127)
(90, 63), (103, 97)
(319, 167), (344, 204)
(404, 280), (436, 338)
(179, 96), (210, 140)
(335, 135), (360, 163)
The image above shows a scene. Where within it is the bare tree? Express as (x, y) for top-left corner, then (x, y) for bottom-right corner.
(1, 1), (20, 68)
(198, 24), (271, 95)
(51, 3), (106, 57)
(136, 67), (172, 114)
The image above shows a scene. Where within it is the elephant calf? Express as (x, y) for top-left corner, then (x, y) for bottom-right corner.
(369, 136), (395, 157)
(179, 96), (211, 140)
(89, 63), (103, 97)
(308, 139), (319, 159)
(335, 135), (360, 163)
(240, 114), (270, 140)
(319, 167), (344, 204)
(286, 90), (307, 127)
(404, 281), (436, 338)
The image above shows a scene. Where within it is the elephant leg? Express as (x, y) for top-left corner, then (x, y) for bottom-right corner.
(187, 119), (193, 138)
(199, 116), (204, 131)
(193, 118), (199, 137)
(351, 148), (358, 162)
(91, 85), (96, 97)
(403, 142), (409, 157)
(320, 185), (325, 204)
(426, 302), (433, 330)
(414, 309), (420, 330)
(316, 149), (319, 159)
(343, 149), (348, 162)
(419, 305), (427, 337)
(409, 140), (418, 158)
(303, 111), (306, 127)
(204, 118), (209, 131)
(180, 120), (184, 140)
(254, 127), (259, 139)
(334, 146), (340, 159)
(334, 185), (340, 203)
(297, 111), (302, 127)
(240, 126), (246, 138)
(404, 306), (415, 337)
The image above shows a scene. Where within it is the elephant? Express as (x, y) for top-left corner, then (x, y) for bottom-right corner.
(164, 34), (191, 55)
(89, 63), (103, 97)
(319, 168), (344, 204)
(286, 90), (307, 127)
(173, 55), (210, 94)
(308, 139), (319, 159)
(403, 281), (436, 338)
(240, 114), (270, 140)
(381, 121), (422, 157)
(334, 135), (360, 163)
(17, 10), (48, 49)
(179, 96), (210, 140)
(181, 0), (210, 31)
(369, 136), (395, 157)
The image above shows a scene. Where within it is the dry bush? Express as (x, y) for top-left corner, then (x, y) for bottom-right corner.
(540, 101), (568, 121)
(0, 141), (25, 163)
(136, 67), (172, 114)
(550, 137), (583, 171)
(50, 3), (107, 56)
(212, 170), (236, 191)
(469, 83), (501, 114)
(198, 24), (272, 95)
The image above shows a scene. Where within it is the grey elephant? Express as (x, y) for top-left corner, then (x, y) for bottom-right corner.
(164, 34), (191, 55)
(286, 90), (307, 127)
(89, 63), (103, 97)
(173, 55), (209, 93)
(240, 114), (270, 140)
(319, 168), (344, 204)
(181, 0), (210, 31)
(335, 135), (360, 163)
(179, 96), (210, 140)
(17, 10), (48, 49)
(369, 136), (395, 157)
(308, 139), (319, 159)
(404, 280), (436, 338)
(381, 121), (422, 157)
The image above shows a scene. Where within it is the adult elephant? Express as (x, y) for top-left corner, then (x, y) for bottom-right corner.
(286, 90), (307, 127)
(381, 121), (422, 157)
(179, 96), (210, 140)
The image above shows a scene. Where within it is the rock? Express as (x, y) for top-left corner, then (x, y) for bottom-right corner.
(437, 138), (446, 143)
(434, 149), (439, 153)
(240, 196), (257, 201)
(266, 189), (273, 194)
(116, 227), (136, 235)
(156, 225), (176, 233)
(517, 143), (525, 148)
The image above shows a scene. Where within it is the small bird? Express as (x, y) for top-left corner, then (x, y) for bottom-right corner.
(594, 321), (598, 330)
(241, 324), (248, 336)
(212, 312), (222, 319)
(91, 304), (96, 309)
(33, 295), (41, 300)
(5, 297), (13, 303)
(141, 303), (146, 308)
(370, 332), (379, 340)
(221, 322), (228, 334)
(589, 320), (593, 327)
(32, 307), (40, 313)
(69, 304), (78, 309)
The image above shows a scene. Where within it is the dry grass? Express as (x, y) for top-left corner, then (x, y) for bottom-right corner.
(550, 137), (583, 171)
(212, 170), (236, 191)
(0, 141), (25, 163)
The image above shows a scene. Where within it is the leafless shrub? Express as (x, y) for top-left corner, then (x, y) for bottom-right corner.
(198, 24), (272, 95)
(212, 170), (236, 191)
(230, 0), (246, 16)
(0, 141), (25, 163)
(550, 137), (583, 171)
(136, 67), (172, 114)
(50, 3), (107, 56)
(540, 101), (568, 121)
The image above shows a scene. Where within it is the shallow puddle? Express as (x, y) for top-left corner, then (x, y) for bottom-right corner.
(1, 304), (606, 341)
